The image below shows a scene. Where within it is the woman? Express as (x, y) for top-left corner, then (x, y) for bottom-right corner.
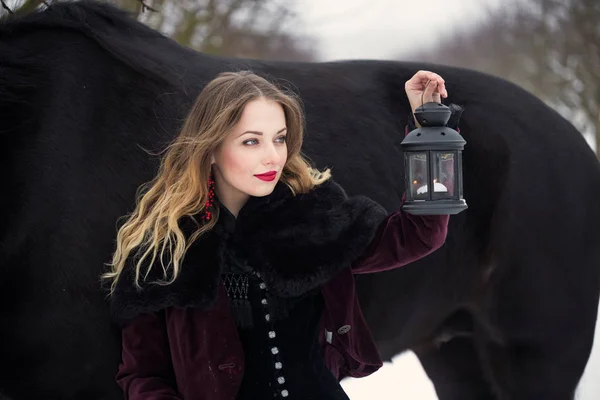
(103, 69), (453, 399)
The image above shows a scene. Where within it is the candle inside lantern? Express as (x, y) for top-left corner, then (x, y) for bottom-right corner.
(416, 181), (449, 195)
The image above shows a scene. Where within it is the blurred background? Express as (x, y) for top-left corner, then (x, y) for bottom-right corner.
(2, 0), (599, 398)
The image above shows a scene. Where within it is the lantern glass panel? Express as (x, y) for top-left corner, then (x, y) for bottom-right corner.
(432, 151), (455, 199)
(457, 151), (464, 196)
(407, 152), (428, 200)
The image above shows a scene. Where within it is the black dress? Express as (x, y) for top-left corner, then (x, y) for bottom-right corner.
(219, 204), (350, 400)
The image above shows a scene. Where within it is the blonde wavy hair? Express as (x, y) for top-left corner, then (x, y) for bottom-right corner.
(102, 71), (331, 295)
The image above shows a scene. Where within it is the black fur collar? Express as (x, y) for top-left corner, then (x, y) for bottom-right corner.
(109, 179), (387, 326)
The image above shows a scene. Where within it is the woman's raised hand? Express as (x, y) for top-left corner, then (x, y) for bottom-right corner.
(405, 70), (448, 115)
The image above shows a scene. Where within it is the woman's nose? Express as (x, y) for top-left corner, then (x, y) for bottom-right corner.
(263, 143), (281, 164)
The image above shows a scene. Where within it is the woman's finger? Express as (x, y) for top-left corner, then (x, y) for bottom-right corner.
(423, 80), (438, 103)
(407, 70), (432, 87)
(406, 70), (449, 99)
(438, 82), (448, 98)
(426, 72), (447, 97)
(415, 70), (432, 80)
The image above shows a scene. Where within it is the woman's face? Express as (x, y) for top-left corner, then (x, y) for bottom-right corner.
(211, 97), (288, 215)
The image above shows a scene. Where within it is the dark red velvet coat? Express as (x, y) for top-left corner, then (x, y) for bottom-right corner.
(109, 179), (449, 400)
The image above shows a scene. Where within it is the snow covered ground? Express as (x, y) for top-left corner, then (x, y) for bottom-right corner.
(341, 351), (437, 399)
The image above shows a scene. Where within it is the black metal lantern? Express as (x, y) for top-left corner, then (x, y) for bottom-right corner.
(401, 102), (467, 215)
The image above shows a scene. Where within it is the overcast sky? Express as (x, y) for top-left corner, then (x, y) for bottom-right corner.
(296, 0), (505, 61)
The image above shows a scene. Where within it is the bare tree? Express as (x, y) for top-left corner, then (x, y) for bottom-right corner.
(151, 0), (316, 61)
(405, 0), (600, 157)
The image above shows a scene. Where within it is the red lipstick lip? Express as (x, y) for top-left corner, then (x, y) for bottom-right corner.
(256, 175), (276, 182)
(254, 171), (277, 182)
(254, 171), (277, 177)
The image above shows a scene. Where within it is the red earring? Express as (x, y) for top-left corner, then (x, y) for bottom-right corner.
(202, 173), (215, 221)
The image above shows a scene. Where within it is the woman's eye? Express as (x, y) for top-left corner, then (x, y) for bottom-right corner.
(243, 136), (286, 146)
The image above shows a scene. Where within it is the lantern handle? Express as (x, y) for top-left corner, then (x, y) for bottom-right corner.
(421, 79), (443, 109)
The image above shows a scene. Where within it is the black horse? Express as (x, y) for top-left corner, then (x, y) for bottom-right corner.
(1, 2), (599, 399)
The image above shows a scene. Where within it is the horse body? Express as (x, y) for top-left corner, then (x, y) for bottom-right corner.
(1, 2), (599, 399)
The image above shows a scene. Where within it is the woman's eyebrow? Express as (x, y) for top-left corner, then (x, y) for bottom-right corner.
(237, 127), (287, 137)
